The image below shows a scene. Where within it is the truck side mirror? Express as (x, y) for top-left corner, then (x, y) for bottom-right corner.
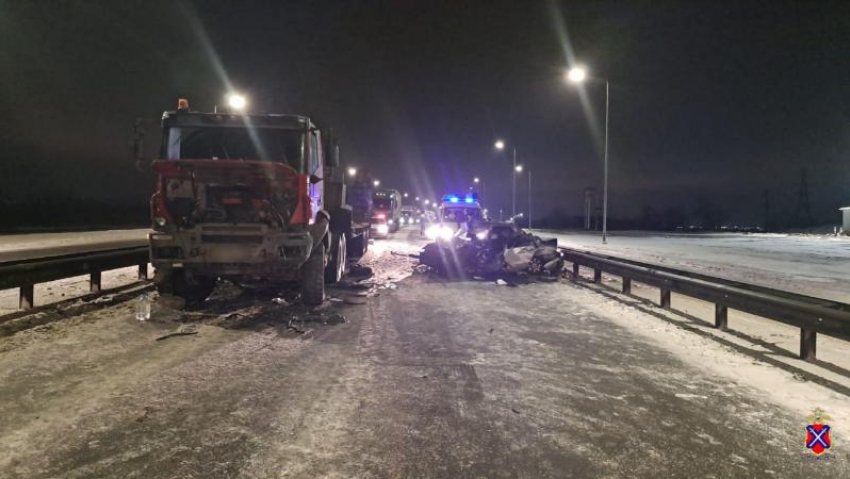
(321, 128), (340, 168)
(329, 144), (340, 168)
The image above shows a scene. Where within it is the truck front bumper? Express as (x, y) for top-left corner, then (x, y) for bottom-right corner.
(150, 224), (313, 279)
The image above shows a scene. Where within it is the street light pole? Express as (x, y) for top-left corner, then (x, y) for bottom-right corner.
(512, 147), (517, 217)
(602, 80), (609, 244)
(567, 66), (610, 244)
(528, 168), (531, 229)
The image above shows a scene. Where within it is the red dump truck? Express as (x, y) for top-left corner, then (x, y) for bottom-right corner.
(145, 100), (370, 305)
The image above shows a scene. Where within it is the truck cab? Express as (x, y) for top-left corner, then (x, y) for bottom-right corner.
(147, 101), (361, 304)
(371, 189), (402, 238)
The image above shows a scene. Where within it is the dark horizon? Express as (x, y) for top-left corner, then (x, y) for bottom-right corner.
(1, 0), (849, 228)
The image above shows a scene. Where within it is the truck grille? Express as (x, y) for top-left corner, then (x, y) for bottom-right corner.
(201, 235), (263, 244)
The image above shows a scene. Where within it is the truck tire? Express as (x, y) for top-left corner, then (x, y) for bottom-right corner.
(324, 233), (347, 283)
(348, 230), (369, 258)
(157, 270), (216, 303)
(301, 246), (325, 306)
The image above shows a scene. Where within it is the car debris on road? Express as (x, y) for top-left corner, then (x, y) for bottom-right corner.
(419, 221), (564, 280)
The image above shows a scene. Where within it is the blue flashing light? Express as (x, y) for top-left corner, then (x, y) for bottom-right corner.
(449, 196), (459, 203)
(464, 197), (474, 204)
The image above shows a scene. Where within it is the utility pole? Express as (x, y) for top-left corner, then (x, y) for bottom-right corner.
(583, 187), (595, 230)
(763, 189), (770, 232)
(794, 168), (812, 227)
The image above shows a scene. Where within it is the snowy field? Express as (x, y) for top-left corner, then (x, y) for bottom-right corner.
(0, 229), (149, 262)
(539, 230), (850, 303)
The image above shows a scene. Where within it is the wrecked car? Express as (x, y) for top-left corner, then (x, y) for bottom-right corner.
(419, 220), (563, 278)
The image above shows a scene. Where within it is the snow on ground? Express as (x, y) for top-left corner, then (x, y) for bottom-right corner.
(539, 230), (850, 303)
(0, 229), (149, 262)
(0, 266), (152, 315)
(567, 278), (850, 444)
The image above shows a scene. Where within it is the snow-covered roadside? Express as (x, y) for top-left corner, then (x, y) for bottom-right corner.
(540, 230), (850, 303)
(0, 265), (151, 315)
(569, 281), (850, 439)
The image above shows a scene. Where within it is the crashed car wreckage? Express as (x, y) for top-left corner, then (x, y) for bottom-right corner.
(419, 220), (564, 279)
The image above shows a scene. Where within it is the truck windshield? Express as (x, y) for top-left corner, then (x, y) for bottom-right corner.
(374, 198), (393, 210)
(167, 127), (305, 169)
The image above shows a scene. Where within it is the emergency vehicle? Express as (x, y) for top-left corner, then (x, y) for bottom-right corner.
(424, 193), (483, 241)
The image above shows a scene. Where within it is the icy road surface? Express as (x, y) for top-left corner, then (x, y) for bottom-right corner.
(0, 228), (848, 478)
(541, 230), (850, 303)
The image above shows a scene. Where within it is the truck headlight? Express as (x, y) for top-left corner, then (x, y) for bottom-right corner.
(377, 224), (389, 234)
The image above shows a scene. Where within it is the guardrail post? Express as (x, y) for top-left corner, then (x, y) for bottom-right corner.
(138, 263), (148, 280)
(800, 329), (816, 362)
(593, 269), (602, 284)
(20, 284), (34, 310)
(660, 288), (671, 309)
(572, 262), (579, 281)
(89, 271), (102, 293)
(714, 304), (728, 330)
(622, 277), (632, 294)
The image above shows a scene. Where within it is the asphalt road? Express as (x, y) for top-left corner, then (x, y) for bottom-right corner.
(0, 228), (844, 478)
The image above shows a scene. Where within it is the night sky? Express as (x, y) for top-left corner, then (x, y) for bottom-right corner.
(1, 0), (848, 225)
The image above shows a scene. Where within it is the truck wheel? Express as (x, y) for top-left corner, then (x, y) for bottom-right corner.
(325, 233), (347, 283)
(301, 246), (325, 306)
(159, 270), (215, 303)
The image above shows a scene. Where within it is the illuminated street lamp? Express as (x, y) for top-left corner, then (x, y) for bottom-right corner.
(403, 192), (409, 198)
(567, 65), (610, 244)
(226, 93), (247, 111)
(495, 140), (519, 216)
(473, 176), (486, 203)
(415, 196), (420, 201)
(347, 167), (357, 177)
(373, 180), (380, 187)
(515, 164), (523, 173)
(424, 199), (430, 205)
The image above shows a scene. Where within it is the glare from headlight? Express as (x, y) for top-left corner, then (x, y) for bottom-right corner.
(476, 231), (488, 240)
(388, 219), (394, 225)
(425, 225), (441, 240)
(438, 226), (454, 241)
(377, 224), (389, 234)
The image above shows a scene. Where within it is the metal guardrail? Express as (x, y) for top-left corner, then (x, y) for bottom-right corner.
(0, 246), (150, 310)
(560, 247), (850, 362)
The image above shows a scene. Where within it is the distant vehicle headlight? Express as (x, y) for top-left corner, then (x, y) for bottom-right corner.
(475, 230), (488, 240)
(399, 218), (406, 225)
(388, 219), (394, 225)
(425, 225), (441, 240)
(377, 224), (389, 234)
(154, 216), (167, 227)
